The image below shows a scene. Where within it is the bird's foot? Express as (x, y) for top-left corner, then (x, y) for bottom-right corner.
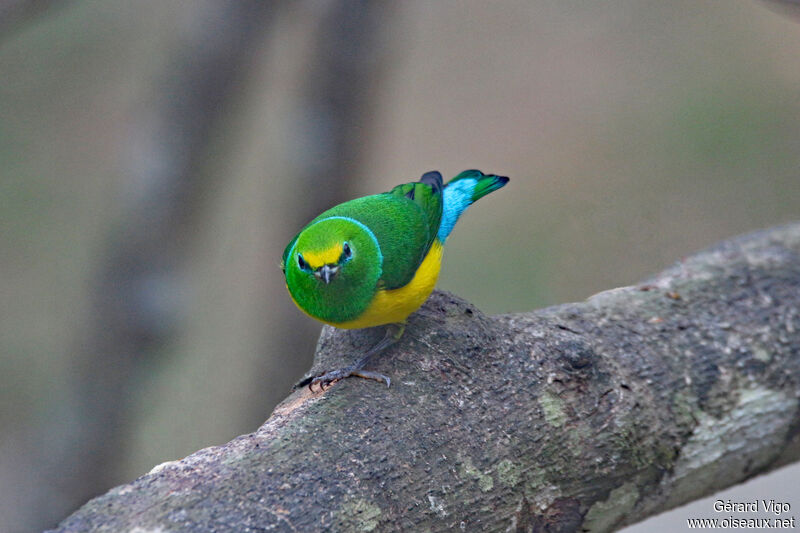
(294, 322), (403, 392)
(295, 367), (391, 392)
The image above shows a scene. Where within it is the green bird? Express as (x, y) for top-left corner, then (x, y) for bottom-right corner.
(282, 169), (509, 390)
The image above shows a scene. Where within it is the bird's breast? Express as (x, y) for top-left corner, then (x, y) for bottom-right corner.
(327, 240), (444, 329)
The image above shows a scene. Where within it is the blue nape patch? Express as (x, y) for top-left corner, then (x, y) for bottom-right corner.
(438, 179), (476, 242)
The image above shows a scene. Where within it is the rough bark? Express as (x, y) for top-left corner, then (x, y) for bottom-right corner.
(53, 222), (800, 533)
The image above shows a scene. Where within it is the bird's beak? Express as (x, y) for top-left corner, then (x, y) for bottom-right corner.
(314, 264), (338, 284)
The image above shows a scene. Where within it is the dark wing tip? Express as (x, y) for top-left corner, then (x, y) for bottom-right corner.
(419, 170), (443, 194)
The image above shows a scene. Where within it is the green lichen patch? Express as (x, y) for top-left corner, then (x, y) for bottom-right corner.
(566, 423), (593, 456)
(460, 455), (494, 492)
(336, 498), (383, 532)
(663, 385), (798, 509)
(497, 459), (522, 487)
(672, 389), (700, 431)
(538, 390), (567, 428)
(582, 482), (640, 532)
(522, 467), (546, 497)
(752, 345), (770, 362)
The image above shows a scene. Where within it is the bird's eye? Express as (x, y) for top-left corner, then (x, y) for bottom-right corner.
(297, 254), (307, 270)
(342, 242), (352, 259)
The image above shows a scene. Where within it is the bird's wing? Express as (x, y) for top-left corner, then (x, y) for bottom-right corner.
(307, 172), (442, 290)
(374, 171), (443, 289)
(386, 170), (444, 244)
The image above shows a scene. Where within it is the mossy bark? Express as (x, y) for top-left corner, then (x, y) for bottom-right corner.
(53, 223), (800, 532)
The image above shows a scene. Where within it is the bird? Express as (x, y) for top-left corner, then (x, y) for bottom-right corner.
(282, 169), (509, 390)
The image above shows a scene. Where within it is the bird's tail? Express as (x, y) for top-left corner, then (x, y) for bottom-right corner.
(437, 169), (509, 242)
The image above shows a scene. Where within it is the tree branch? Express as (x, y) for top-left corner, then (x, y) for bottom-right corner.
(52, 223), (800, 532)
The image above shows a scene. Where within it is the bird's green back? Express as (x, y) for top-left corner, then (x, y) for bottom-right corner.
(283, 174), (443, 291)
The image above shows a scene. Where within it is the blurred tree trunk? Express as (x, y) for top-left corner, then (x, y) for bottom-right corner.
(0, 0), (70, 42)
(38, 1), (395, 530)
(114, 0), (397, 476)
(250, 0), (397, 404)
(42, 0), (276, 527)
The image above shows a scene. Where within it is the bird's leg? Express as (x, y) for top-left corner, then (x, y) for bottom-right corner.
(295, 323), (406, 391)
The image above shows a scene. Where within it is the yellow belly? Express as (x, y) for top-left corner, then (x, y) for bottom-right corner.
(327, 240), (443, 329)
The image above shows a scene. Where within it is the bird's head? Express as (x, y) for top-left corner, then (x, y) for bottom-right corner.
(296, 238), (349, 285)
(282, 217), (382, 323)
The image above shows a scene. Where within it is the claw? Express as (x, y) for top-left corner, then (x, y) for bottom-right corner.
(294, 322), (405, 391)
(301, 367), (390, 391)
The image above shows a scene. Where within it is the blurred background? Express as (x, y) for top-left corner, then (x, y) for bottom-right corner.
(1, 1), (799, 531)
